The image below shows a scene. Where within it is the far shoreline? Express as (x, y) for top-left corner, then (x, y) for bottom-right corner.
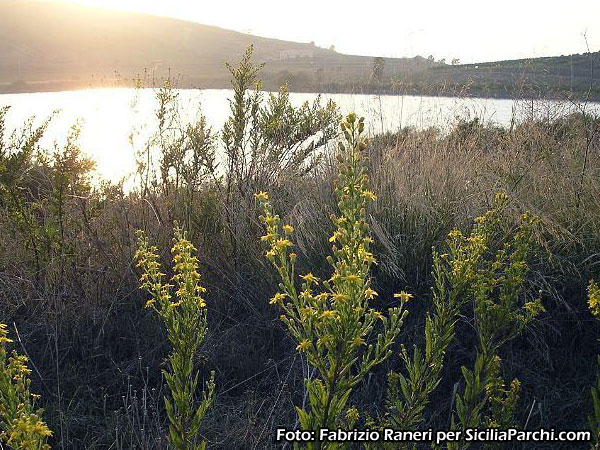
(2, 79), (600, 103)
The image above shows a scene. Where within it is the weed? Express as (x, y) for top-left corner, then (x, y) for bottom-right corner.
(136, 228), (215, 450)
(0, 322), (51, 449)
(257, 113), (406, 449)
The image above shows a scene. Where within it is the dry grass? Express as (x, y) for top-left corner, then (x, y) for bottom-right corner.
(0, 99), (599, 448)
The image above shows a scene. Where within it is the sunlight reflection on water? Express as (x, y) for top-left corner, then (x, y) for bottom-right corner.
(1, 88), (597, 185)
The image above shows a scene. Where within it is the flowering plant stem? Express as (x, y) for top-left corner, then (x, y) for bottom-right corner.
(0, 322), (51, 450)
(135, 228), (215, 450)
(257, 113), (407, 449)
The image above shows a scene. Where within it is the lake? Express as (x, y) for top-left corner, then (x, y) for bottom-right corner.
(1, 88), (597, 184)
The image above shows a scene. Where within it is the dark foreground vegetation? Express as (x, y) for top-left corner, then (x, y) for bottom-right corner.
(1, 48), (600, 449)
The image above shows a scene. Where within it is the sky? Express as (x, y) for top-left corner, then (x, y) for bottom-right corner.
(46, 0), (599, 63)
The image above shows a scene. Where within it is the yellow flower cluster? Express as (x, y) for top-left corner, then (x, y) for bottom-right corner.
(301, 273), (319, 284)
(296, 340), (311, 352)
(320, 310), (338, 320)
(254, 191), (269, 202)
(0, 322), (52, 449)
(589, 280), (600, 317)
(135, 229), (208, 314)
(5, 413), (52, 449)
(360, 190), (377, 201)
(0, 323), (12, 347)
(270, 292), (286, 305)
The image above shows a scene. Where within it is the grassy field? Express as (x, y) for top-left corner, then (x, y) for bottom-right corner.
(1, 53), (600, 448)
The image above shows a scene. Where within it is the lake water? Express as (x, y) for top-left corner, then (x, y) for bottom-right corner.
(1, 88), (597, 184)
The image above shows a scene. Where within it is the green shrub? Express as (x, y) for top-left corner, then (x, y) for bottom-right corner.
(444, 195), (544, 449)
(378, 193), (543, 450)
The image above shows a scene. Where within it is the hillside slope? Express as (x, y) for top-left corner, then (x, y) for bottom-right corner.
(0, 1), (433, 92)
(0, 1), (598, 99)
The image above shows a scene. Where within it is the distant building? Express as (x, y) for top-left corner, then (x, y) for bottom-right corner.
(279, 49), (314, 60)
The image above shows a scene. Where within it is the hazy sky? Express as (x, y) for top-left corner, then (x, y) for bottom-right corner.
(50, 0), (599, 63)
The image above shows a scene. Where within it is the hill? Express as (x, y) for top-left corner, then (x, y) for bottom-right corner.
(0, 0), (598, 99)
(0, 1), (434, 93)
(417, 52), (600, 99)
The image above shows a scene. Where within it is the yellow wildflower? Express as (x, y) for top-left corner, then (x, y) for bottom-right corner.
(282, 224), (294, 234)
(168, 300), (182, 309)
(321, 310), (337, 320)
(333, 293), (348, 302)
(296, 340), (311, 352)
(589, 280), (600, 317)
(372, 310), (385, 321)
(315, 293), (330, 302)
(352, 336), (365, 347)
(260, 233), (277, 242)
(301, 273), (319, 284)
(254, 191), (269, 201)
(344, 274), (361, 284)
(300, 307), (316, 317)
(361, 190), (377, 201)
(317, 335), (334, 347)
(448, 229), (463, 240)
(274, 239), (293, 250)
(269, 292), (285, 305)
(299, 289), (313, 301)
(394, 291), (413, 302)
(264, 215), (279, 225)
(363, 253), (376, 264)
(329, 231), (342, 243)
(364, 288), (378, 300)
